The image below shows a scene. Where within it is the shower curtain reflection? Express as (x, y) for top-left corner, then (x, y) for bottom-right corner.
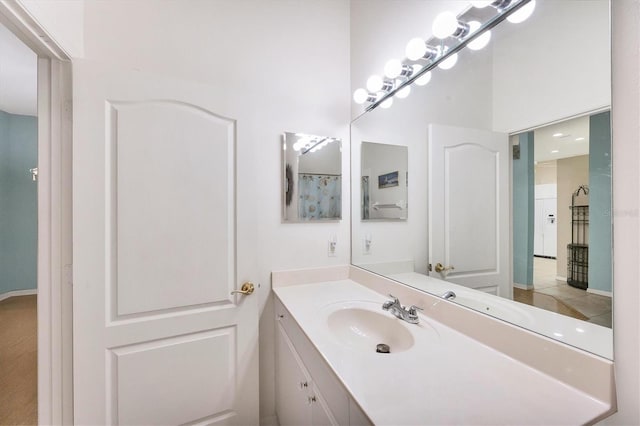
(297, 174), (341, 220)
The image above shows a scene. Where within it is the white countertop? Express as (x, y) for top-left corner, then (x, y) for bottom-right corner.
(274, 279), (612, 425)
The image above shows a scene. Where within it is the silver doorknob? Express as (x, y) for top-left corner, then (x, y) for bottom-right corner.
(434, 263), (455, 273)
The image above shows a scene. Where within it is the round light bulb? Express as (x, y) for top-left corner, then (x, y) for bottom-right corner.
(432, 11), (459, 39)
(380, 97), (393, 109)
(353, 88), (369, 104)
(415, 70), (432, 86)
(384, 59), (403, 79)
(406, 37), (427, 61)
(438, 53), (458, 70)
(295, 137), (310, 151)
(467, 21), (492, 51)
(366, 75), (383, 92)
(470, 0), (493, 7)
(396, 85), (411, 99)
(507, 0), (536, 24)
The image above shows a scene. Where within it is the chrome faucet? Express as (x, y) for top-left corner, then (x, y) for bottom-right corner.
(440, 290), (456, 300)
(382, 294), (422, 324)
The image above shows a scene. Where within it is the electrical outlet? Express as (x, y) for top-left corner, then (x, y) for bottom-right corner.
(328, 234), (337, 257)
(363, 234), (372, 255)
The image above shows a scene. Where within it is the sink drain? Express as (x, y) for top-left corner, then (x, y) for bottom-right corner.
(376, 343), (390, 354)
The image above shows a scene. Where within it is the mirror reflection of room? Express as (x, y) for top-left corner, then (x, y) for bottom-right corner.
(282, 132), (342, 222)
(512, 114), (612, 328)
(350, 0), (612, 358)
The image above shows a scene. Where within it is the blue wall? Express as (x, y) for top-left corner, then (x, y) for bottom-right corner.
(0, 110), (38, 295)
(512, 132), (534, 288)
(588, 111), (612, 293)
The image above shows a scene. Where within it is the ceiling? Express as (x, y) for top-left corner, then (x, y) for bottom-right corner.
(534, 115), (590, 162)
(0, 23), (37, 116)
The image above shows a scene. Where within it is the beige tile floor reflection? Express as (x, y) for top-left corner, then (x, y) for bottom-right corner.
(514, 257), (612, 328)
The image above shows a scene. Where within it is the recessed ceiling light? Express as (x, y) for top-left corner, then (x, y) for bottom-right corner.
(551, 150), (559, 153)
(575, 137), (585, 141)
(552, 133), (563, 137)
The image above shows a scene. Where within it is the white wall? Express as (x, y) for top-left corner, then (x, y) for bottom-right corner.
(19, 0), (84, 58)
(492, 0), (610, 132)
(298, 140), (342, 175)
(604, 2), (640, 423)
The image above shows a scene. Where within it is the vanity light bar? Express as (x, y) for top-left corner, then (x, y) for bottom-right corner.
(301, 137), (336, 155)
(355, 0), (534, 111)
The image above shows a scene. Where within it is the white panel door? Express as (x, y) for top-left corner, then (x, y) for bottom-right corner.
(428, 124), (510, 297)
(73, 61), (258, 425)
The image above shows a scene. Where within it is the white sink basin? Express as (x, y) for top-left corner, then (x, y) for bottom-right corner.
(323, 301), (415, 353)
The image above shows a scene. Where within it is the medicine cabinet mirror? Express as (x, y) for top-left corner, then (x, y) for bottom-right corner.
(282, 132), (342, 222)
(350, 0), (613, 359)
(361, 142), (408, 221)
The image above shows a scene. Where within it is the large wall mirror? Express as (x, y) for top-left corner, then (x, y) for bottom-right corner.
(282, 132), (342, 222)
(350, 0), (612, 359)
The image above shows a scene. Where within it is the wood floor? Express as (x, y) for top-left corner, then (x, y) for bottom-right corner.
(0, 295), (37, 426)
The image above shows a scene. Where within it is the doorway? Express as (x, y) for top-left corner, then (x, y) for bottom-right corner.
(513, 113), (613, 328)
(0, 2), (74, 423)
(0, 21), (38, 425)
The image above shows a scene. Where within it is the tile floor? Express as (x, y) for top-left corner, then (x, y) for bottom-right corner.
(514, 257), (612, 328)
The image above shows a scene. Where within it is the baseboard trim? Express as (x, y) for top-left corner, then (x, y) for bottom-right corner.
(513, 282), (534, 290)
(587, 288), (612, 298)
(555, 275), (567, 282)
(0, 289), (38, 302)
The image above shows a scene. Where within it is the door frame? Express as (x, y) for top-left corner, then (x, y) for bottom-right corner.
(0, 2), (73, 424)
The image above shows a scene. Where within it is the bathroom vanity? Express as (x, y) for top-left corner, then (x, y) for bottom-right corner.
(272, 266), (615, 425)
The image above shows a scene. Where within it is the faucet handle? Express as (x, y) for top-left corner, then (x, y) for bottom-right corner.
(408, 305), (423, 315)
(382, 294), (399, 311)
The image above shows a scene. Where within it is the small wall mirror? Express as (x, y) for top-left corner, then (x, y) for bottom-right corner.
(361, 142), (408, 220)
(282, 132), (342, 222)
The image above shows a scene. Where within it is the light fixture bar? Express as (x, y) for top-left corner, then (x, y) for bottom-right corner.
(301, 137), (330, 155)
(366, 0), (532, 111)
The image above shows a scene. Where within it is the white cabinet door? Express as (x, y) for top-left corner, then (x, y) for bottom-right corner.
(428, 124), (510, 296)
(72, 61), (258, 425)
(277, 323), (312, 426)
(311, 384), (338, 426)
